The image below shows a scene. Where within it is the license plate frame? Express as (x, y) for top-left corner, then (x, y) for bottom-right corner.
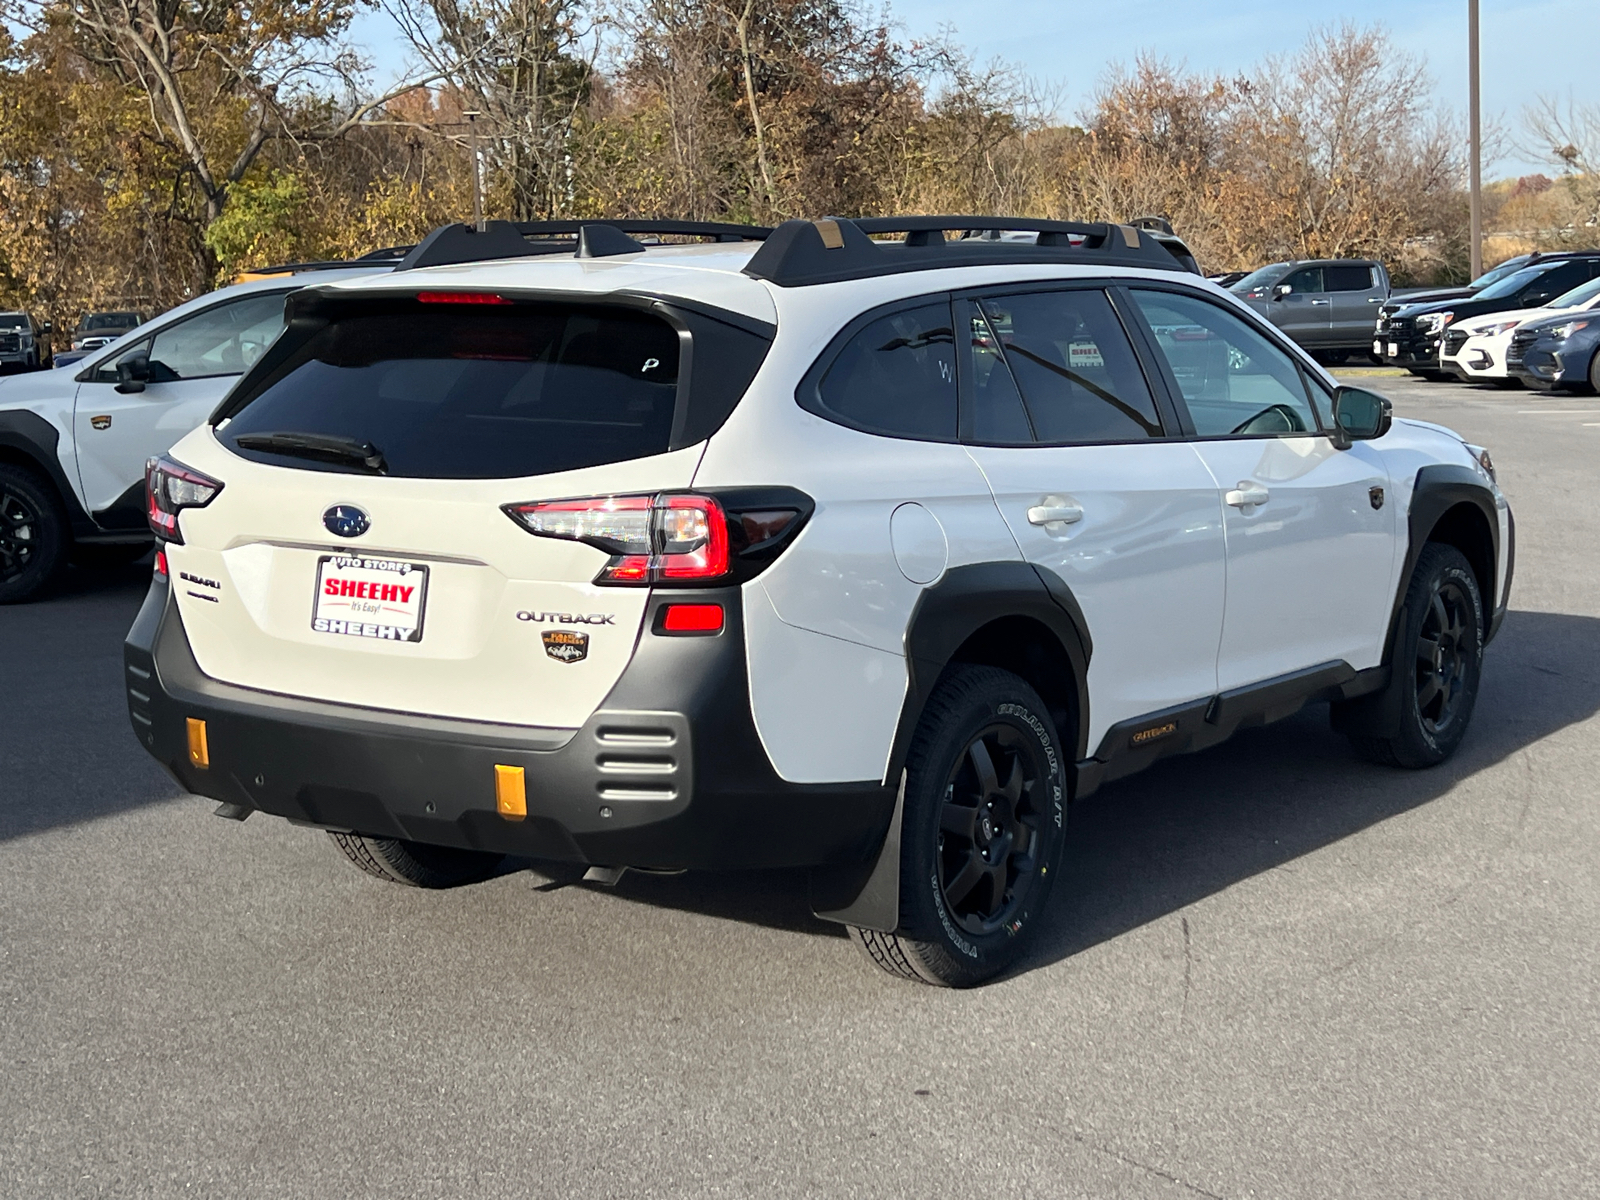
(311, 554), (430, 643)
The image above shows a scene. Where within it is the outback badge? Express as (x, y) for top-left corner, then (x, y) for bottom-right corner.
(542, 629), (589, 663)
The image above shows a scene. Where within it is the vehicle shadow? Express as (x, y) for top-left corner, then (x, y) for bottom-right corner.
(1029, 607), (1600, 973)
(0, 560), (168, 842)
(568, 610), (1600, 959)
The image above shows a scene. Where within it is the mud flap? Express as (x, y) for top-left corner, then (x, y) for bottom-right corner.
(808, 771), (905, 932)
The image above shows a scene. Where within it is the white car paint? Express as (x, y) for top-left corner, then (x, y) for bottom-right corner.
(156, 240), (1504, 785)
(0, 270), (382, 524)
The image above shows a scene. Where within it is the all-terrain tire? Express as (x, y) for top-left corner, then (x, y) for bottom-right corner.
(849, 666), (1067, 987)
(1348, 543), (1484, 769)
(0, 463), (71, 604)
(327, 832), (505, 888)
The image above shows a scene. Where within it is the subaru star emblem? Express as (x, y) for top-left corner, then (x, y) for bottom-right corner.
(323, 504), (370, 538)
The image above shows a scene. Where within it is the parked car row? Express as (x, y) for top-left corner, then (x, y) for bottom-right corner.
(1218, 248), (1600, 393)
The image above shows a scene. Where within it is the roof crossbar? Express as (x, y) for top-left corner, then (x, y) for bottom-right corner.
(395, 219), (773, 271)
(741, 216), (1201, 286)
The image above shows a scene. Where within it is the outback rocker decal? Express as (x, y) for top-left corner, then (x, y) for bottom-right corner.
(542, 629), (589, 663)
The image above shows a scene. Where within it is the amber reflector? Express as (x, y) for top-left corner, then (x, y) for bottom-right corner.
(495, 764), (527, 820)
(186, 718), (210, 769)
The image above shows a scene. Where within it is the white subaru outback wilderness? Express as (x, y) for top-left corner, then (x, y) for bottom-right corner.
(124, 217), (1513, 986)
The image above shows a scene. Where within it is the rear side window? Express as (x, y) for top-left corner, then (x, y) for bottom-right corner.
(220, 304), (681, 479)
(806, 302), (957, 440)
(976, 290), (1162, 443)
(1325, 264), (1376, 292)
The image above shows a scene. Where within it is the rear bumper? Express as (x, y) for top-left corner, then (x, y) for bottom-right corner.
(125, 577), (894, 870)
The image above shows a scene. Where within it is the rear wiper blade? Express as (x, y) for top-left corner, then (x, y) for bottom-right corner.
(234, 431), (387, 474)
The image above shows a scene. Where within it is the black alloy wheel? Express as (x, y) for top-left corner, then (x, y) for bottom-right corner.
(850, 665), (1067, 987)
(0, 464), (70, 603)
(0, 482), (40, 585)
(1340, 542), (1483, 769)
(937, 725), (1044, 936)
(1414, 580), (1473, 738)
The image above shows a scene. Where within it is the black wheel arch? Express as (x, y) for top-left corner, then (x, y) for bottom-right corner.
(1395, 465), (1502, 652)
(1334, 464), (1505, 741)
(889, 561), (1092, 781)
(0, 409), (95, 537)
(811, 560), (1092, 932)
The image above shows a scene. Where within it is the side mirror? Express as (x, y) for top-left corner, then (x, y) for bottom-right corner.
(40, 321), (52, 334)
(1331, 386), (1392, 449)
(1272, 283), (1293, 301)
(115, 352), (150, 394)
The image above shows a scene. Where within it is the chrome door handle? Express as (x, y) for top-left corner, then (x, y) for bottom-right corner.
(1367, 296), (1384, 303)
(1224, 482), (1270, 509)
(1027, 500), (1083, 526)
(1310, 298), (1331, 306)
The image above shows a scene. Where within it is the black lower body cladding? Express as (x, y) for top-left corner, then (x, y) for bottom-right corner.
(124, 577), (895, 870)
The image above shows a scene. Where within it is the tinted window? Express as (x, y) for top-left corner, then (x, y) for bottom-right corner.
(1517, 262), (1590, 300)
(1552, 277), (1600, 308)
(965, 303), (1033, 444)
(1282, 267), (1325, 293)
(977, 290), (1161, 443)
(1325, 264), (1376, 291)
(221, 304), (681, 480)
(93, 294), (287, 383)
(1130, 290), (1320, 437)
(1469, 257), (1529, 289)
(0, 315), (26, 329)
(1477, 264), (1560, 301)
(92, 339), (152, 384)
(1228, 264), (1291, 296)
(147, 293), (286, 379)
(812, 303), (956, 440)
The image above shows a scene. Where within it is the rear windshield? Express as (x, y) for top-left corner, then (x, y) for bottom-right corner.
(81, 312), (140, 330)
(219, 304), (682, 479)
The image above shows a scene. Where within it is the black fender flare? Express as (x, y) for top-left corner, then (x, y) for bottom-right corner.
(0, 409), (96, 537)
(1333, 463), (1503, 739)
(811, 560), (1092, 931)
(1393, 464), (1502, 652)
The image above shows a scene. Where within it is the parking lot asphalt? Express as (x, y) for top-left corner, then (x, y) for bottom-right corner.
(3, 374), (1599, 1198)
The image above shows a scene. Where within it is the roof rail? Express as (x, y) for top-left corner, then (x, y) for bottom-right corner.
(396, 219), (772, 272)
(741, 216), (1201, 286)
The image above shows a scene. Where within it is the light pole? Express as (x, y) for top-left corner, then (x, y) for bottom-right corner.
(1468, 0), (1482, 279)
(464, 110), (485, 232)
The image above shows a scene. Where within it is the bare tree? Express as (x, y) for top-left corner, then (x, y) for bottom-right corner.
(1524, 95), (1600, 235)
(385, 0), (596, 219)
(22, 0), (443, 229)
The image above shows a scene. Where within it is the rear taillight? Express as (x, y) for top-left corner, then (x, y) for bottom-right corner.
(504, 493), (731, 585)
(146, 456), (222, 544)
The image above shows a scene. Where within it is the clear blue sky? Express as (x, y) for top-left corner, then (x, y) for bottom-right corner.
(349, 0), (1597, 174)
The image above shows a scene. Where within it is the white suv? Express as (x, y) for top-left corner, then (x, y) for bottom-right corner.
(0, 264), (398, 603)
(124, 217), (1513, 986)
